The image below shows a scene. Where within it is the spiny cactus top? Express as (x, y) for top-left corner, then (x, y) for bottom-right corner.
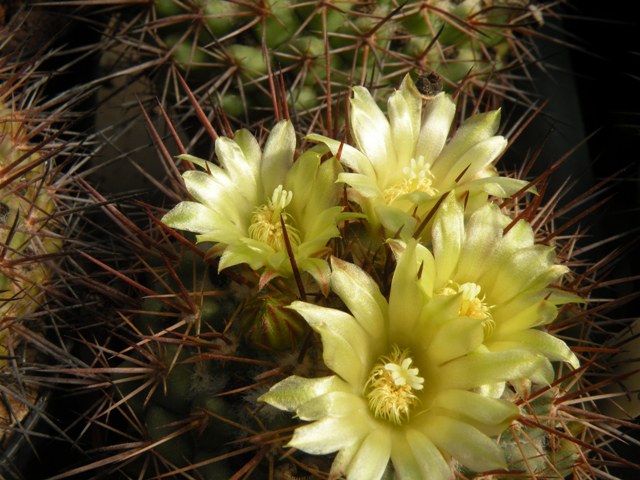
(147, 0), (549, 121)
(156, 75), (584, 478)
(161, 120), (347, 291)
(308, 76), (528, 237)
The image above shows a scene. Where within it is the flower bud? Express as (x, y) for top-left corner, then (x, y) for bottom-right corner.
(242, 293), (306, 351)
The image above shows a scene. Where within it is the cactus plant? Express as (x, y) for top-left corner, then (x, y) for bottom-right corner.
(0, 107), (59, 366)
(46, 72), (639, 480)
(92, 0), (555, 131)
(0, 49), (101, 476)
(0, 1), (636, 479)
(0, 63), (60, 440)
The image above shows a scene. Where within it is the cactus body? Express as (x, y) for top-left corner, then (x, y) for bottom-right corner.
(137, 0), (548, 123)
(1, 103), (61, 366)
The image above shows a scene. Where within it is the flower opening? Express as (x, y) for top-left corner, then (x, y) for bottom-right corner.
(439, 281), (495, 335)
(248, 185), (301, 251)
(382, 156), (439, 205)
(365, 345), (424, 425)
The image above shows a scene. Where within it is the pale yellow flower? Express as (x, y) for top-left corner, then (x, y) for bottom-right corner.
(392, 195), (580, 379)
(308, 75), (528, 237)
(261, 242), (556, 479)
(162, 120), (345, 290)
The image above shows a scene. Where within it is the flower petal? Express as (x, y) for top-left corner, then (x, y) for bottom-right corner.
(289, 301), (372, 387)
(416, 92), (456, 167)
(399, 75), (422, 142)
(455, 202), (510, 282)
(218, 241), (269, 271)
(388, 240), (437, 296)
(286, 146), (322, 208)
(233, 128), (261, 169)
(299, 206), (344, 248)
(424, 415), (507, 472)
(176, 153), (216, 172)
(338, 172), (382, 199)
(289, 148), (342, 229)
(330, 257), (387, 342)
(259, 375), (348, 412)
(350, 86), (396, 175)
(389, 240), (427, 343)
(182, 170), (223, 209)
(307, 133), (376, 178)
(261, 119), (296, 195)
(388, 85), (419, 164)
(489, 329), (580, 369)
(434, 390), (519, 426)
(493, 296), (558, 333)
(392, 428), (452, 480)
(375, 204), (417, 238)
(297, 391), (367, 421)
(416, 293), (464, 340)
(440, 136), (507, 188)
(415, 242), (436, 296)
(182, 170), (249, 227)
(429, 317), (485, 365)
(312, 152), (342, 206)
(438, 350), (553, 390)
(345, 428), (392, 480)
(288, 414), (371, 455)
(162, 201), (220, 233)
(432, 194), (464, 285)
(484, 246), (564, 305)
(196, 226), (246, 246)
(465, 176), (530, 198)
(475, 218), (536, 294)
(330, 442), (361, 479)
(215, 135), (259, 198)
(298, 257), (332, 297)
(431, 109), (501, 181)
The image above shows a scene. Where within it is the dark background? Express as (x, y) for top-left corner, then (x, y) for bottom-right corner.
(508, 0), (640, 309)
(488, 1), (640, 476)
(565, 0), (640, 241)
(564, 2), (640, 477)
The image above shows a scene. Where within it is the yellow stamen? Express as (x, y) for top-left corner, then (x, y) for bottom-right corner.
(438, 281), (495, 336)
(248, 185), (301, 251)
(382, 156), (438, 205)
(365, 345), (423, 425)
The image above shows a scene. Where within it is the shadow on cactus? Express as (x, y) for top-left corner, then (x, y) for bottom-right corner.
(48, 72), (640, 479)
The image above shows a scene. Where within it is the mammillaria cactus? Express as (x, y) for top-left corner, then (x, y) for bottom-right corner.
(0, 0), (636, 477)
(52, 72), (639, 479)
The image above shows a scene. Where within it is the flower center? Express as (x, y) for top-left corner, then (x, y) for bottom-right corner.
(382, 156), (439, 205)
(438, 281), (495, 335)
(365, 345), (424, 425)
(248, 185), (301, 251)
